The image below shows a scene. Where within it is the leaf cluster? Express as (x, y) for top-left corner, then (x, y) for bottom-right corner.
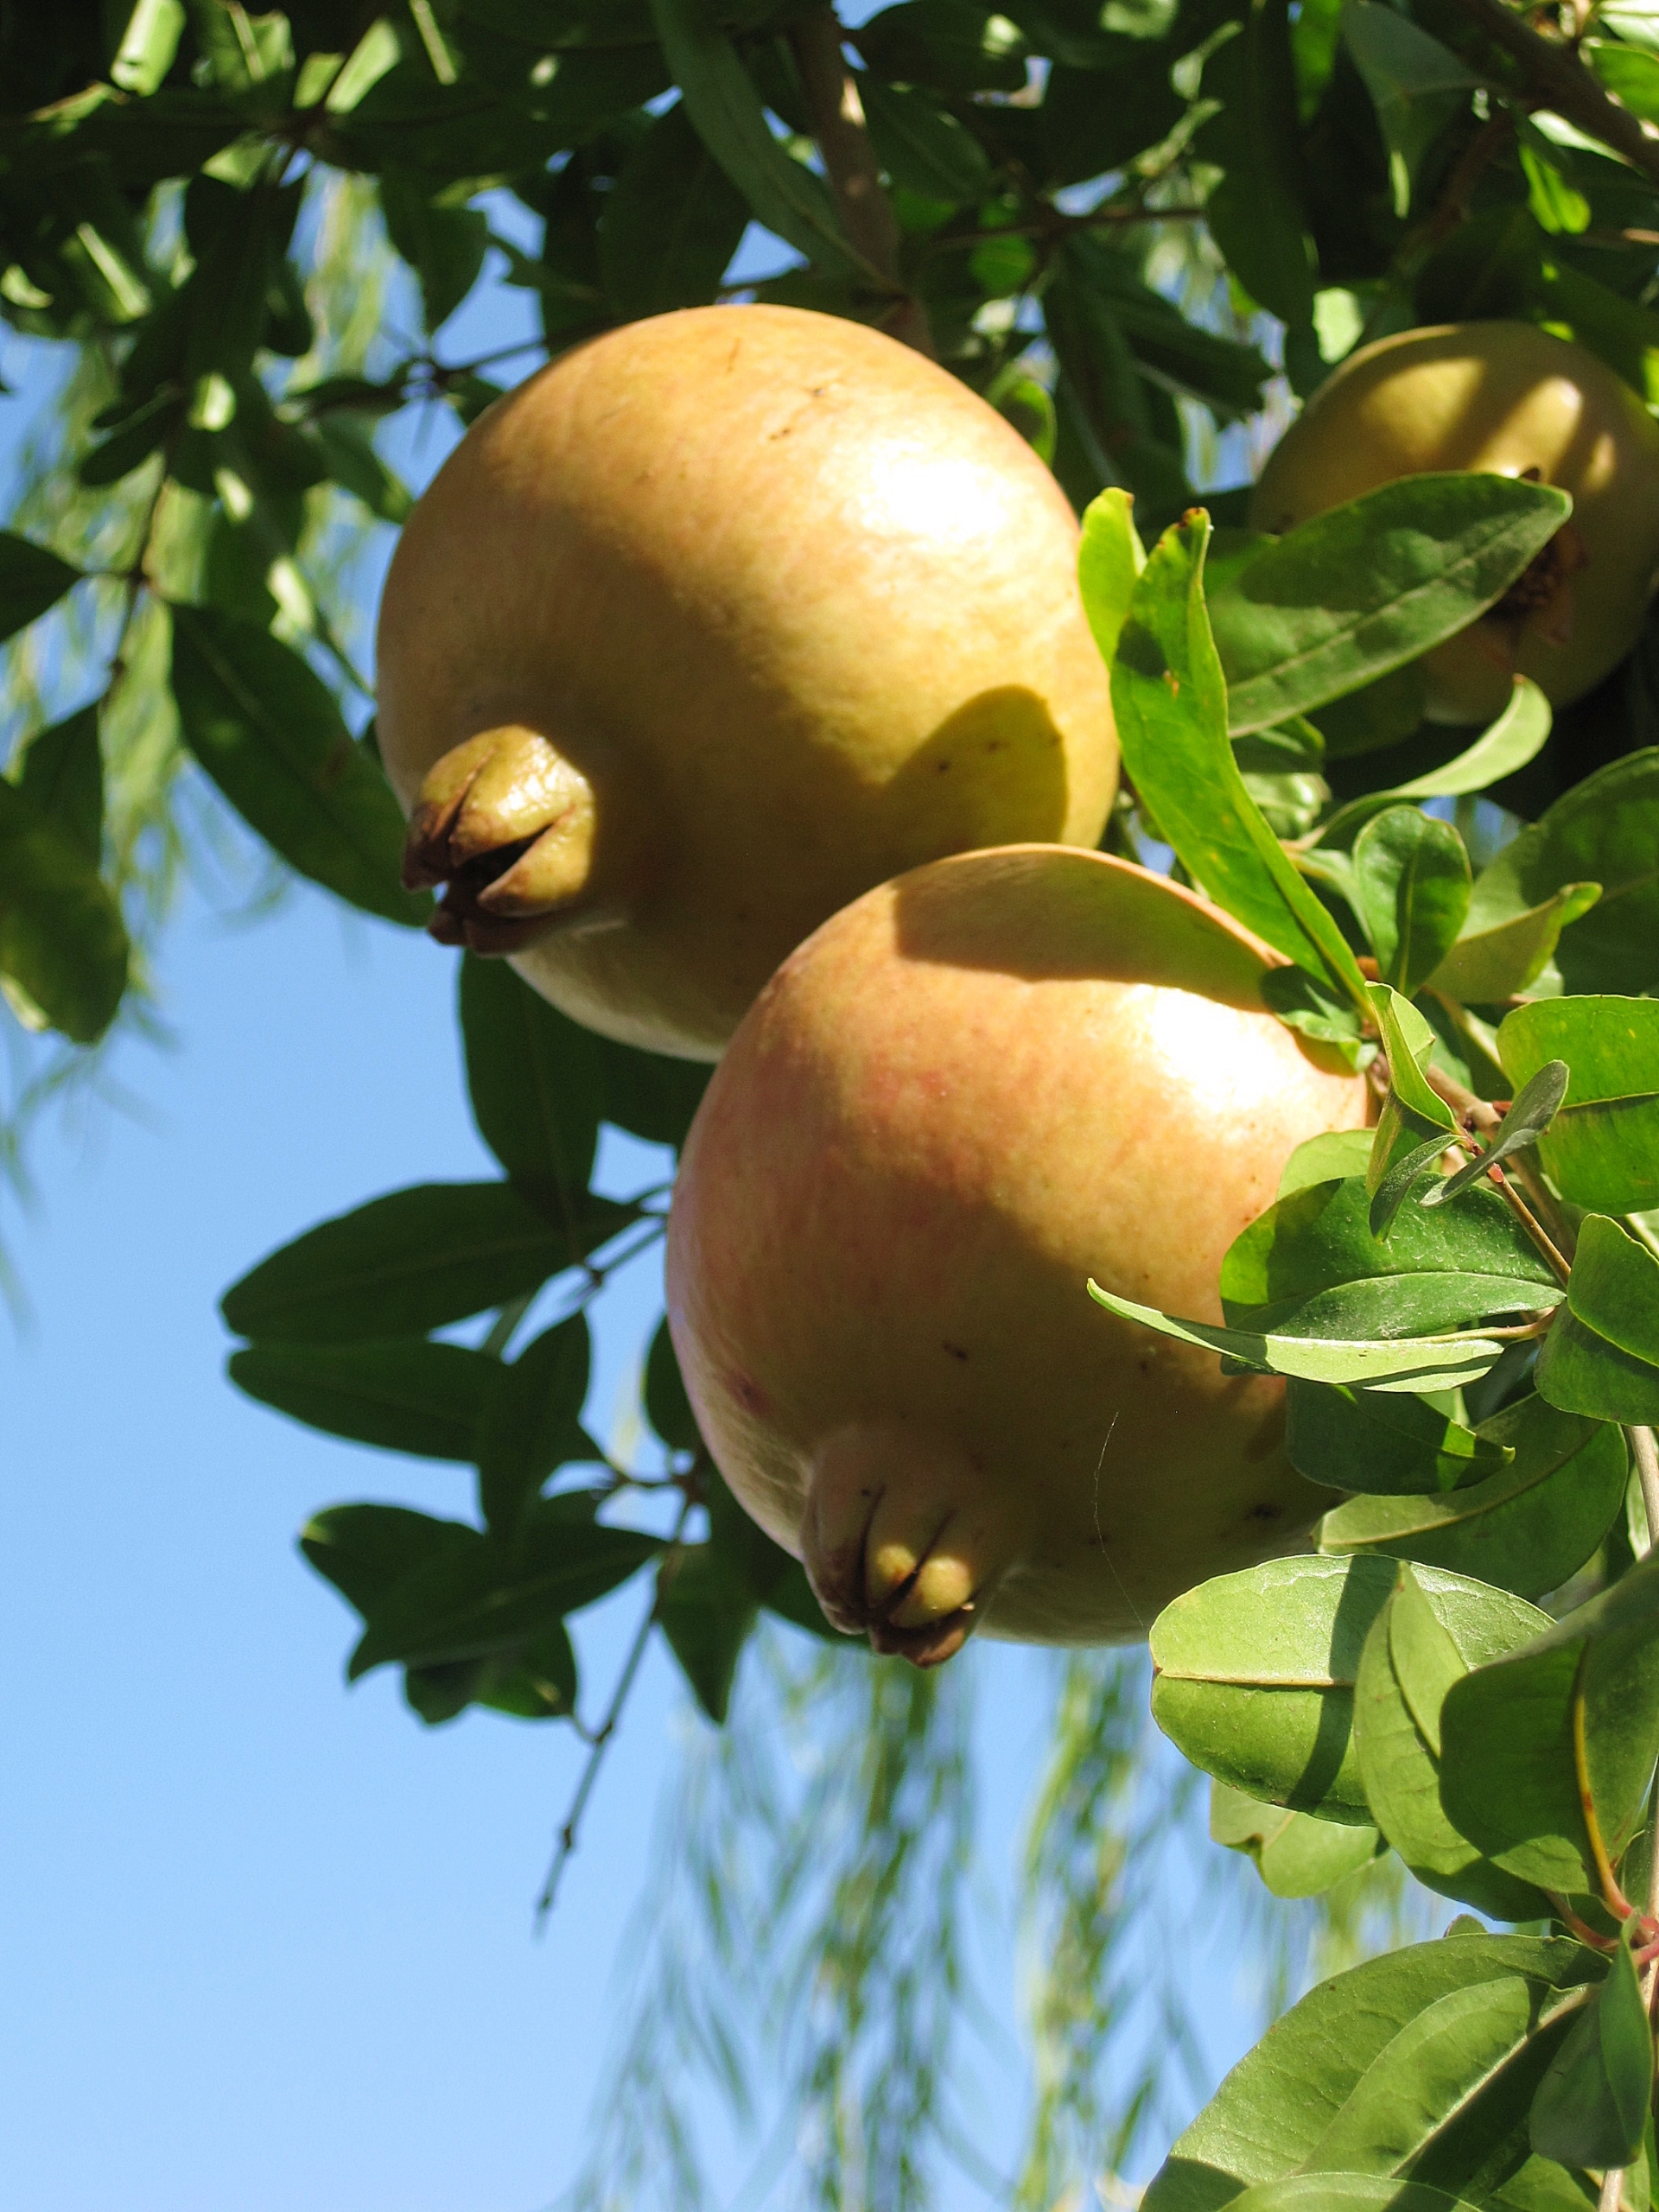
(1085, 490), (1659, 2207)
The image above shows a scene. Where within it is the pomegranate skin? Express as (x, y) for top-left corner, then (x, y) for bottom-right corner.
(665, 846), (1370, 1662)
(1250, 321), (1659, 725)
(377, 304), (1116, 1058)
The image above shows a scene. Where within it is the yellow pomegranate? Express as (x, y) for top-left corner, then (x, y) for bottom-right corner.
(1250, 321), (1659, 725)
(665, 846), (1370, 1664)
(376, 305), (1116, 1059)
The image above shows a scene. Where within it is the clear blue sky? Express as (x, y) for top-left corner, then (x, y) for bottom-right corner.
(0, 146), (1325, 2212)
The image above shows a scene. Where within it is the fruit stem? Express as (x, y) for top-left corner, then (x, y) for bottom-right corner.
(787, 5), (937, 356)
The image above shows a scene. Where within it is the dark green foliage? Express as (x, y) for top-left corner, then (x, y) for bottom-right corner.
(9, 3), (1659, 2202)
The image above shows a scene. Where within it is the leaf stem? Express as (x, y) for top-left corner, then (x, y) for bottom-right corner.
(1573, 1643), (1637, 1922)
(533, 1494), (691, 1927)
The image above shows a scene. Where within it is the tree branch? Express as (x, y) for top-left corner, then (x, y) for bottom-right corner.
(1450, 0), (1659, 189)
(786, 4), (937, 356)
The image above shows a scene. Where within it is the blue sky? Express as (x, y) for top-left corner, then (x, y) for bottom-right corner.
(0, 116), (1322, 2212)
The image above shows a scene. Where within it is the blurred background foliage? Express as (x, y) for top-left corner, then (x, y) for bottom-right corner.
(9, 0), (1658, 2199)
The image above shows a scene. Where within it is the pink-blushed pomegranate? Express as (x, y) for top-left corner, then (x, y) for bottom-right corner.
(666, 845), (1370, 1663)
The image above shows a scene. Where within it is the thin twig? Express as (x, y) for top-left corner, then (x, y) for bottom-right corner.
(1488, 1162), (1574, 1287)
(786, 3), (936, 355)
(534, 1494), (692, 1926)
(1449, 0), (1659, 188)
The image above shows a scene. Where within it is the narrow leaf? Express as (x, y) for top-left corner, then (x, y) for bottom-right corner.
(221, 1182), (634, 1343)
(648, 0), (869, 281)
(1424, 1059), (1570, 1208)
(1317, 680), (1554, 853)
(1211, 478), (1572, 734)
(1109, 513), (1369, 1006)
(1530, 1938), (1653, 2169)
(170, 604), (428, 928)
(0, 776), (129, 1044)
(1077, 486), (1145, 665)
(229, 1338), (495, 1460)
(0, 531), (81, 642)
(1089, 1278), (1515, 1391)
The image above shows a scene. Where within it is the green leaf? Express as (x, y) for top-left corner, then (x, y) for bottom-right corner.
(1365, 985), (1462, 1211)
(657, 1529), (758, 1725)
(1076, 486), (1145, 666)
(378, 168), (489, 332)
(348, 1505), (661, 1680)
(645, 1318), (700, 1454)
(648, 0), (870, 282)
(1440, 1548), (1659, 1893)
(0, 775), (129, 1045)
(593, 1033), (710, 1149)
(1530, 1938), (1654, 2171)
(310, 416), (413, 524)
(15, 704), (103, 863)
(1369, 1131), (1459, 1239)
(856, 73), (989, 202)
(221, 1181), (633, 1343)
(467, 1618), (579, 1725)
(1471, 749), (1659, 996)
(1210, 476), (1572, 734)
(1370, 985), (1459, 1137)
(458, 954), (601, 1218)
(1341, 1), (1478, 219)
(1279, 1128), (1375, 1198)
(300, 1502), (474, 1618)
(1319, 1395), (1628, 1597)
(228, 1338), (495, 1460)
(1198, 0), (1315, 324)
(1351, 807), (1471, 996)
(1109, 512), (1368, 1006)
(1287, 1379), (1512, 1496)
(1258, 965), (1369, 1066)
(1351, 1567), (1553, 1920)
(1090, 1276), (1517, 1391)
(1500, 996), (1659, 1213)
(1141, 1932), (1600, 2212)
(475, 1316), (594, 1538)
(1221, 1169), (1559, 1338)
(598, 99), (750, 317)
(1149, 1553), (1542, 1824)
(1427, 884), (1602, 1007)
(1423, 1059), (1570, 1209)
(169, 604), (427, 929)
(1305, 1971), (1586, 2180)
(1210, 2184), (1482, 2212)
(1536, 1215), (1659, 1426)
(0, 531), (81, 642)
(1209, 1779), (1383, 1897)
(1313, 677), (1554, 850)
(852, 2), (1029, 92)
